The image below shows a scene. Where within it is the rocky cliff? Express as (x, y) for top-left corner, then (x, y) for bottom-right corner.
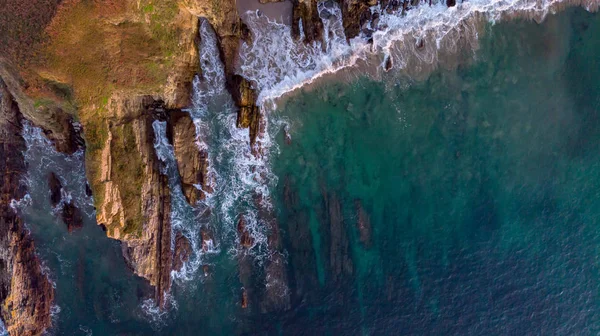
(0, 79), (54, 336)
(0, 0), (491, 330)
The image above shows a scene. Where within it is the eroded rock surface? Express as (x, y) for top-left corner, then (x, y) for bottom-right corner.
(88, 95), (173, 308)
(0, 79), (54, 336)
(168, 110), (212, 205)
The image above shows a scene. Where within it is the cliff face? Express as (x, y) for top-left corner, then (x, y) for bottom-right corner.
(0, 79), (54, 336)
(90, 95), (176, 307)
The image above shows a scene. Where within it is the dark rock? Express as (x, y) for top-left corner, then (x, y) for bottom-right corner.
(85, 182), (93, 197)
(237, 216), (254, 249)
(446, 0), (456, 6)
(172, 232), (192, 272)
(62, 202), (83, 232)
(230, 75), (262, 147)
(0, 78), (54, 336)
(384, 55), (393, 71)
(291, 0), (324, 43)
(324, 192), (353, 282)
(47, 172), (62, 207)
(201, 227), (214, 252)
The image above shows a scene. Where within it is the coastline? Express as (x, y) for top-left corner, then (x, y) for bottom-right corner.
(248, 0), (600, 111)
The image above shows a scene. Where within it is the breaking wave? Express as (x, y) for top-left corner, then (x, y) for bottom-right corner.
(186, 19), (276, 262)
(21, 122), (94, 217)
(239, 0), (598, 104)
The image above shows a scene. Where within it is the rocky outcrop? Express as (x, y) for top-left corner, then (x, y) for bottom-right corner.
(172, 231), (192, 272)
(338, 0), (379, 39)
(237, 216), (254, 249)
(47, 173), (62, 207)
(61, 203), (83, 233)
(0, 79), (54, 336)
(168, 110), (212, 205)
(47, 172), (83, 232)
(88, 95), (174, 307)
(291, 0), (325, 42)
(184, 1), (263, 146)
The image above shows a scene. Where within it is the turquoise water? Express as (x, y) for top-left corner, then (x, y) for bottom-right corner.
(270, 8), (600, 334)
(18, 7), (600, 335)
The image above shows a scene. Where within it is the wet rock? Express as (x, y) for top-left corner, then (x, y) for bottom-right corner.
(339, 0), (379, 40)
(172, 232), (192, 272)
(47, 172), (62, 207)
(62, 202), (83, 232)
(237, 216), (254, 249)
(85, 183), (93, 198)
(0, 78), (54, 336)
(169, 110), (212, 206)
(384, 55), (393, 72)
(291, 0), (324, 43)
(201, 227), (214, 252)
(48, 172), (83, 232)
(230, 75), (262, 147)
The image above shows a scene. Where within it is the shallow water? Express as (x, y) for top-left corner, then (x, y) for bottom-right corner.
(16, 6), (600, 335)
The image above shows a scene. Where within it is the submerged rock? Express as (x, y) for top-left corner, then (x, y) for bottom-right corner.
(355, 199), (373, 248)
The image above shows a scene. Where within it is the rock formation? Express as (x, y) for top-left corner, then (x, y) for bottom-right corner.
(0, 79), (54, 336)
(89, 95), (175, 308)
(168, 110), (212, 205)
(47, 172), (84, 232)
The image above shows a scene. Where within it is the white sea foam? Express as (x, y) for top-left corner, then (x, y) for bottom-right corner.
(21, 122), (94, 217)
(187, 20), (277, 261)
(239, 0), (597, 104)
(152, 120), (216, 282)
(0, 320), (7, 336)
(139, 294), (177, 328)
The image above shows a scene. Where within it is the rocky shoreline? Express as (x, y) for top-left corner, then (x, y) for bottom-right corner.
(0, 79), (54, 336)
(0, 0), (597, 334)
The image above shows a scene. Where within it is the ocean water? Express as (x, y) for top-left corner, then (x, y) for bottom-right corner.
(14, 6), (600, 335)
